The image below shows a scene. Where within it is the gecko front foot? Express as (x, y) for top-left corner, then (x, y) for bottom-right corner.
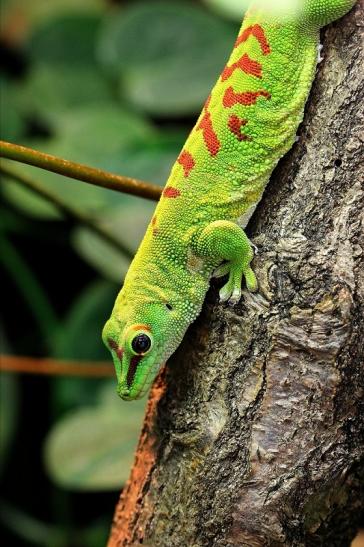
(195, 220), (258, 305)
(219, 262), (257, 304)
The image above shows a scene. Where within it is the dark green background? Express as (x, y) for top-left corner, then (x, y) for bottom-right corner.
(0, 0), (240, 545)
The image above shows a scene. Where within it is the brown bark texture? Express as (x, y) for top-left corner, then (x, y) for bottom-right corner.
(108, 4), (364, 546)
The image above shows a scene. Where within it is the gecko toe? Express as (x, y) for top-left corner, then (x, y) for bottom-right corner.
(219, 287), (231, 302)
(244, 267), (258, 292)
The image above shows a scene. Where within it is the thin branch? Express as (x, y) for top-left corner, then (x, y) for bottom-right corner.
(0, 164), (134, 260)
(0, 354), (114, 377)
(0, 140), (162, 201)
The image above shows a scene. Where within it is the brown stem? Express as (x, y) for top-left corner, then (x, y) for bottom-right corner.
(0, 354), (114, 377)
(0, 164), (134, 259)
(0, 140), (162, 201)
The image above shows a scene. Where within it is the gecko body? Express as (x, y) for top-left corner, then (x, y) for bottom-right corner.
(103, 0), (356, 400)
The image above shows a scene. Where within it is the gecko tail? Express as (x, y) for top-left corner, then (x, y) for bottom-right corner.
(302, 0), (356, 27)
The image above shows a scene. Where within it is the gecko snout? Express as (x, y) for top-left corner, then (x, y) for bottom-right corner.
(117, 385), (132, 400)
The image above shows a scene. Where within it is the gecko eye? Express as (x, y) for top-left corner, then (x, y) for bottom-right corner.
(131, 333), (151, 354)
(165, 303), (173, 311)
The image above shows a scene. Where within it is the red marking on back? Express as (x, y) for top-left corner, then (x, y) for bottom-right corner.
(163, 187), (181, 198)
(223, 86), (271, 108)
(228, 115), (251, 141)
(221, 53), (262, 81)
(235, 24), (271, 55)
(197, 111), (221, 156)
(197, 98), (221, 157)
(178, 150), (195, 177)
(108, 338), (124, 361)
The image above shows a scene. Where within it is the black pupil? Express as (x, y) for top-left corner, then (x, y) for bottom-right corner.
(132, 334), (151, 354)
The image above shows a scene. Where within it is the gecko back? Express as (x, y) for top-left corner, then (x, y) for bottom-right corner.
(160, 0), (355, 222)
(103, 0), (356, 400)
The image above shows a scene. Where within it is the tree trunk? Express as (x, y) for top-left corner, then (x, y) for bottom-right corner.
(108, 3), (364, 546)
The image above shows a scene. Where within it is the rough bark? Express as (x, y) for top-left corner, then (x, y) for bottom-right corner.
(109, 4), (364, 546)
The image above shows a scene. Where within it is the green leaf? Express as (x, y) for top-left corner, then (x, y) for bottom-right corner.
(45, 104), (154, 157)
(0, 77), (26, 142)
(97, 1), (235, 115)
(44, 384), (146, 490)
(53, 280), (118, 361)
(72, 198), (155, 282)
(1, 173), (60, 219)
(18, 64), (114, 114)
(72, 228), (131, 283)
(27, 13), (101, 67)
(51, 281), (118, 413)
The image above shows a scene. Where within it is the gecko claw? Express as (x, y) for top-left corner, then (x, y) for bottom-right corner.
(219, 289), (230, 303)
(228, 288), (242, 306)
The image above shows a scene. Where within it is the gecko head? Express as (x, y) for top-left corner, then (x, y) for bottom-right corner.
(102, 301), (187, 401)
(104, 322), (156, 400)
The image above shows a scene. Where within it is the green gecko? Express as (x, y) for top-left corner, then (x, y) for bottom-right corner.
(103, 0), (356, 400)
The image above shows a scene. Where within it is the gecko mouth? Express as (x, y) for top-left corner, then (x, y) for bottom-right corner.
(126, 355), (143, 388)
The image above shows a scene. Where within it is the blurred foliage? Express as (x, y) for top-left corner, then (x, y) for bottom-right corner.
(97, 1), (235, 115)
(44, 383), (146, 491)
(0, 0), (239, 544)
(0, 360), (19, 474)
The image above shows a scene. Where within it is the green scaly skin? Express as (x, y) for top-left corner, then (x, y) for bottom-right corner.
(103, 0), (356, 400)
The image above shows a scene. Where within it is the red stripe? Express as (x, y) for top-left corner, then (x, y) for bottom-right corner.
(221, 53), (262, 81)
(177, 150), (195, 177)
(223, 86), (271, 108)
(163, 187), (181, 198)
(197, 109), (221, 157)
(235, 24), (271, 55)
(228, 115), (251, 141)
